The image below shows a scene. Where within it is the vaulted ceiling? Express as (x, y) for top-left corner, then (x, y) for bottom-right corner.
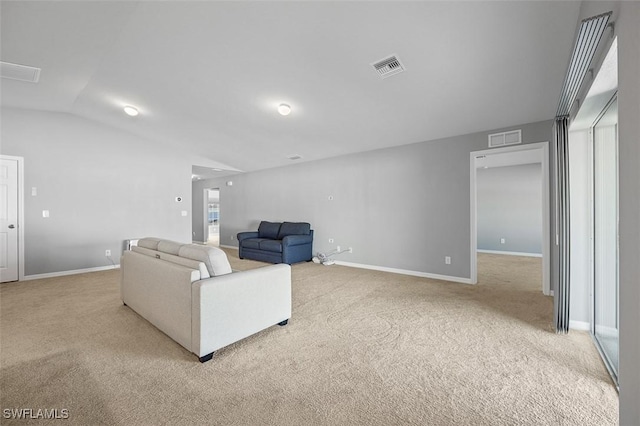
(1, 1), (580, 177)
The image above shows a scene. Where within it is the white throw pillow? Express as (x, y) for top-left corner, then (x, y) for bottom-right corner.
(157, 240), (184, 255)
(132, 246), (210, 279)
(137, 237), (162, 251)
(178, 244), (232, 277)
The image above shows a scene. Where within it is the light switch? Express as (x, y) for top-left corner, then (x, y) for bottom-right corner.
(42, 210), (50, 218)
(31, 187), (37, 196)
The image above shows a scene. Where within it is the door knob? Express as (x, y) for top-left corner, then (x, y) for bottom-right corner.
(8, 224), (15, 229)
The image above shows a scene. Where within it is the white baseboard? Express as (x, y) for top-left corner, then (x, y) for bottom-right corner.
(22, 265), (120, 281)
(570, 320), (590, 331)
(220, 244), (238, 250)
(595, 325), (618, 338)
(477, 249), (542, 258)
(334, 261), (473, 284)
(549, 290), (554, 297)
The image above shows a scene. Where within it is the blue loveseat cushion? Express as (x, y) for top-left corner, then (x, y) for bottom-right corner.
(242, 238), (266, 250)
(277, 222), (311, 239)
(259, 239), (283, 253)
(258, 221), (282, 239)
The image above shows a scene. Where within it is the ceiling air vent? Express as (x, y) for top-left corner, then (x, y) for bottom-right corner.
(1, 61), (41, 83)
(372, 55), (405, 79)
(488, 129), (522, 148)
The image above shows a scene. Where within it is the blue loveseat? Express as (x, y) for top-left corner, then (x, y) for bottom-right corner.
(237, 221), (314, 264)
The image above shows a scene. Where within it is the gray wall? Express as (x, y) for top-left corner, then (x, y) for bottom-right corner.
(477, 163), (542, 254)
(0, 108), (197, 276)
(1, 108), (554, 282)
(616, 1), (640, 422)
(194, 120), (554, 281)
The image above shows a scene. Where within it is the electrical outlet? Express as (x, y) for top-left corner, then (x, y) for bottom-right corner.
(445, 256), (451, 265)
(105, 249), (111, 257)
(348, 247), (353, 253)
(500, 238), (506, 244)
(337, 246), (341, 252)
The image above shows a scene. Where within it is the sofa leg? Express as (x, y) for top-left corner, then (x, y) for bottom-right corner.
(199, 352), (215, 363)
(278, 319), (289, 326)
(123, 301), (127, 306)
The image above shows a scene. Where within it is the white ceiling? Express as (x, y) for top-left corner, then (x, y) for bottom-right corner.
(0, 1), (581, 177)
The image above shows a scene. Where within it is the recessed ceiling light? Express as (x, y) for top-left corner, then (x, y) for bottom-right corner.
(123, 105), (139, 116)
(278, 103), (291, 116)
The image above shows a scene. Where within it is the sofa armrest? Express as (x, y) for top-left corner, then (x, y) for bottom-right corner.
(121, 251), (198, 352)
(237, 231), (259, 242)
(282, 234), (313, 247)
(191, 263), (292, 357)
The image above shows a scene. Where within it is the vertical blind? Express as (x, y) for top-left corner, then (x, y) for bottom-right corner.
(554, 12), (611, 334)
(556, 12), (612, 117)
(554, 117), (570, 334)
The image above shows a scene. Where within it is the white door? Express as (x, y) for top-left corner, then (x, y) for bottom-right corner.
(0, 158), (19, 282)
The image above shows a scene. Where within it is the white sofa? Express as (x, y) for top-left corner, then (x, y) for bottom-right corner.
(120, 237), (291, 362)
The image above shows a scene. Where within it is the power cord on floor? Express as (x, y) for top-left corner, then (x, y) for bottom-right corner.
(312, 247), (352, 266)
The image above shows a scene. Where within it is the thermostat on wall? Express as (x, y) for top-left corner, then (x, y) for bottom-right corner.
(175, 197), (183, 202)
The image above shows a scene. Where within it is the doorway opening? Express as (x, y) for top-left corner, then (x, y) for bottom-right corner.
(0, 155), (24, 282)
(205, 188), (220, 246)
(470, 142), (551, 295)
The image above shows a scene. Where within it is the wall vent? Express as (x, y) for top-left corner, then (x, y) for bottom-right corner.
(488, 130), (522, 147)
(371, 55), (405, 79)
(1, 61), (41, 83)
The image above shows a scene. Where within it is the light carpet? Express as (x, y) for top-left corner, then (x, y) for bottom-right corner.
(0, 252), (617, 425)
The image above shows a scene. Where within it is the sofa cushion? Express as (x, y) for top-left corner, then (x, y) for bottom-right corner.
(277, 222), (311, 239)
(242, 238), (265, 250)
(157, 240), (184, 255)
(259, 239), (283, 253)
(258, 221), (282, 239)
(178, 244), (232, 277)
(131, 246), (210, 279)
(137, 237), (162, 251)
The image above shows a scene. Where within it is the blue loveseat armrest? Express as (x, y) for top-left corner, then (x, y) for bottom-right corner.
(237, 231), (259, 242)
(282, 234), (313, 247)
